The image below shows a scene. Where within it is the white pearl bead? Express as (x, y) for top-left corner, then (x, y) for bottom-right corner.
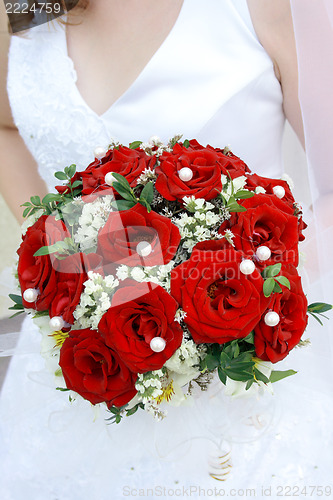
(256, 245), (271, 261)
(240, 259), (255, 275)
(105, 172), (116, 186)
(178, 167), (193, 182)
(23, 288), (39, 303)
(150, 337), (166, 353)
(264, 311), (280, 327)
(49, 316), (65, 331)
(272, 185), (285, 199)
(94, 146), (107, 160)
(136, 241), (152, 257)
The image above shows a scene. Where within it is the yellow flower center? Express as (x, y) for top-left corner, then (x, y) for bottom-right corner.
(50, 330), (69, 348)
(155, 379), (175, 404)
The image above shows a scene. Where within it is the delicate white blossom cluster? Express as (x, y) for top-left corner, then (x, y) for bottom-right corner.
(135, 370), (164, 404)
(139, 135), (172, 157)
(116, 261), (175, 292)
(73, 195), (114, 252)
(164, 338), (203, 380)
(73, 271), (119, 329)
(172, 197), (224, 254)
(221, 175), (248, 201)
(174, 308), (187, 323)
(136, 167), (157, 185)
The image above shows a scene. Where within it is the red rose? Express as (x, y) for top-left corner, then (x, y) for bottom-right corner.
(50, 252), (103, 325)
(254, 266), (308, 362)
(59, 328), (137, 406)
(213, 148), (251, 178)
(219, 194), (299, 267)
(245, 173), (307, 241)
(155, 141), (227, 201)
(17, 215), (71, 310)
(170, 241), (269, 344)
(97, 203), (180, 268)
(74, 146), (156, 197)
(98, 280), (183, 373)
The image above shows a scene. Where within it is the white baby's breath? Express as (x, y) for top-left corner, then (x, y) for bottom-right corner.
(73, 195), (114, 252)
(73, 271), (119, 329)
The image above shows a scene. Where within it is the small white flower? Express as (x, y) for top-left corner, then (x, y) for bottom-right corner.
(255, 186), (266, 194)
(116, 266), (130, 281)
(131, 267), (146, 281)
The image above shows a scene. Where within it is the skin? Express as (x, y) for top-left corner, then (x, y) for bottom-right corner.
(0, 0), (304, 222)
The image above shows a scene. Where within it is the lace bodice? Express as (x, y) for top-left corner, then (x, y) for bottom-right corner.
(7, 0), (285, 191)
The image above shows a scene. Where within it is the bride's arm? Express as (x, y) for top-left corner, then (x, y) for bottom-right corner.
(247, 0), (305, 147)
(0, 4), (48, 223)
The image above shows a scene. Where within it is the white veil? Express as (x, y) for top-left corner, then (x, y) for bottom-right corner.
(290, 0), (333, 321)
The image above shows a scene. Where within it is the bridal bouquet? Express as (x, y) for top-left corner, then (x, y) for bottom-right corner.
(10, 136), (331, 422)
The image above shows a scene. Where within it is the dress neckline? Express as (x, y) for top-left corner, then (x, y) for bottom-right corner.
(61, 0), (187, 120)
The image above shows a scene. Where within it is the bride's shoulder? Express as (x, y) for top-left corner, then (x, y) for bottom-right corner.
(0, 1), (15, 129)
(246, 0), (296, 73)
(247, 0), (304, 143)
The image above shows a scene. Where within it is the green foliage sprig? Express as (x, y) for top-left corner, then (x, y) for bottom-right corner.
(200, 333), (296, 390)
(261, 263), (291, 298)
(106, 402), (145, 424)
(21, 164), (82, 219)
(307, 302), (333, 326)
(111, 173), (154, 213)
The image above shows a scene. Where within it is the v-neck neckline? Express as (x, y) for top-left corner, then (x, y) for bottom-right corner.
(61, 0), (187, 120)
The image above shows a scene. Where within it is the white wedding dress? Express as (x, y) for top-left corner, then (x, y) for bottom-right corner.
(1, 1), (333, 499)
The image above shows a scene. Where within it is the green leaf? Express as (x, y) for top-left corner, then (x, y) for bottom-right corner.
(140, 182), (154, 204)
(112, 182), (136, 201)
(139, 199), (152, 213)
(30, 195), (41, 206)
(307, 302), (333, 314)
(21, 202), (32, 207)
(111, 172), (131, 189)
(67, 164), (76, 179)
(183, 139), (190, 148)
(111, 200), (136, 211)
(8, 303), (25, 311)
(224, 369), (254, 382)
(273, 281), (283, 294)
(245, 379), (255, 390)
(262, 263), (282, 279)
(218, 366), (227, 385)
(22, 207), (32, 218)
(33, 246), (52, 257)
(227, 200), (247, 213)
(54, 171), (68, 181)
(254, 367), (270, 384)
(9, 294), (23, 306)
(71, 180), (83, 189)
(274, 276), (291, 289)
(235, 190), (255, 200)
(308, 311), (324, 326)
(56, 387), (70, 392)
(243, 332), (255, 344)
(42, 193), (62, 204)
(33, 310), (50, 318)
(129, 141), (142, 149)
(9, 310), (25, 319)
(263, 278), (275, 297)
(205, 354), (220, 371)
(269, 369), (297, 383)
